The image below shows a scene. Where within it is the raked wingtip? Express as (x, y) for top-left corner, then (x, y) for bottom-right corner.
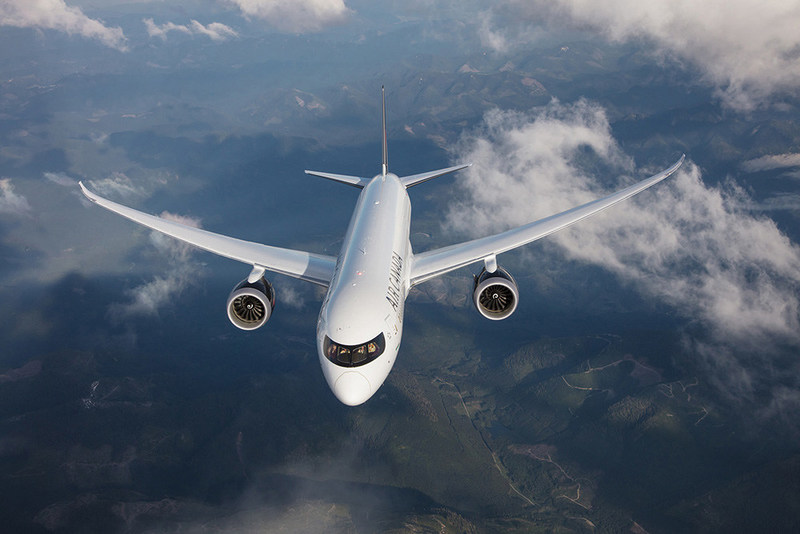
(78, 181), (97, 202)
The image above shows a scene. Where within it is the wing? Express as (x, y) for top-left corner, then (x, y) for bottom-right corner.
(410, 155), (685, 286)
(79, 183), (336, 287)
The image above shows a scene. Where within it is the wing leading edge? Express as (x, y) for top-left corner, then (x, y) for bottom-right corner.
(410, 155), (685, 286)
(79, 183), (336, 287)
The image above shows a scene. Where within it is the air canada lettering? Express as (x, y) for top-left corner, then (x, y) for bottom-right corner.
(386, 251), (403, 311)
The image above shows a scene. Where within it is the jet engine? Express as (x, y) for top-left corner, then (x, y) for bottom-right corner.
(472, 266), (519, 320)
(226, 276), (275, 330)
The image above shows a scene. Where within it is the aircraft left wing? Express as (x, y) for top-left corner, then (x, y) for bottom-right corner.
(79, 183), (336, 287)
(410, 155), (685, 286)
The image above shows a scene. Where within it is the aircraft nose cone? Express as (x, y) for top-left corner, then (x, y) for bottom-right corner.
(334, 372), (372, 406)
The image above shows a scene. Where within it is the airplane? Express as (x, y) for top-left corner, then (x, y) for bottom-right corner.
(80, 87), (685, 406)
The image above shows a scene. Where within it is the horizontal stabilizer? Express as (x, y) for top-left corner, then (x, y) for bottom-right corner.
(304, 170), (371, 189)
(399, 163), (471, 188)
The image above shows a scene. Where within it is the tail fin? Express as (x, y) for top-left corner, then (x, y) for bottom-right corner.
(381, 86), (388, 176)
(306, 87), (470, 188)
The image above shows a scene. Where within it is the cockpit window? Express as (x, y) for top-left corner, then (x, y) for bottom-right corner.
(324, 333), (386, 367)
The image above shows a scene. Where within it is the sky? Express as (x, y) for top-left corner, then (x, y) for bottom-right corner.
(2, 0), (800, 531)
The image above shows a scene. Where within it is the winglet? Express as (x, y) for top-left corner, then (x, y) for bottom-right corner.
(381, 86), (388, 177)
(78, 181), (98, 202)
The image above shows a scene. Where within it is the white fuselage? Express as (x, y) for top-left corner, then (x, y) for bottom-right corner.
(316, 172), (411, 405)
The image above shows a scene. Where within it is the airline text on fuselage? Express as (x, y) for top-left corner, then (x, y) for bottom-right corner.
(386, 251), (403, 311)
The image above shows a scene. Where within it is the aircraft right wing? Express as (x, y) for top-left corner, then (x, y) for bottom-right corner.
(409, 155), (685, 286)
(79, 182), (337, 287)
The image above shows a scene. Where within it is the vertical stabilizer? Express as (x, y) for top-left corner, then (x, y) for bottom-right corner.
(381, 86), (388, 176)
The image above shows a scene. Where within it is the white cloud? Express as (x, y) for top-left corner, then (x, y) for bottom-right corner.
(111, 212), (202, 318)
(143, 18), (192, 39)
(144, 18), (239, 42)
(85, 172), (144, 199)
(190, 20), (239, 41)
(275, 282), (307, 311)
(44, 172), (76, 187)
(446, 100), (800, 410)
(742, 153), (800, 173)
(0, 0), (127, 51)
(749, 193), (800, 212)
(477, 11), (513, 54)
(488, 0), (800, 110)
(476, 9), (545, 54)
(224, 0), (351, 33)
(0, 178), (31, 216)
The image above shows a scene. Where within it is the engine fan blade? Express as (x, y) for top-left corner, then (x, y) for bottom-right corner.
(234, 295), (265, 323)
(480, 284), (514, 312)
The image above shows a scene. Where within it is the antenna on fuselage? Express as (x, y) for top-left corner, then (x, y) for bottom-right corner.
(381, 86), (388, 176)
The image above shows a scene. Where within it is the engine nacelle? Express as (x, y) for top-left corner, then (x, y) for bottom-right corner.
(226, 276), (275, 330)
(473, 266), (519, 320)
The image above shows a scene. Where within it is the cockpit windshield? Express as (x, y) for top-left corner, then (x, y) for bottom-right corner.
(324, 332), (386, 367)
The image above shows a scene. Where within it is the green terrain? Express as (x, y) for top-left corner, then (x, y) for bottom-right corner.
(3, 283), (797, 533)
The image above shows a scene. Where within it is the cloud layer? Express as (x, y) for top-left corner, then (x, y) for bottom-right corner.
(225, 0), (351, 33)
(446, 100), (800, 414)
(110, 212), (202, 319)
(742, 153), (800, 173)
(144, 18), (239, 42)
(85, 172), (146, 200)
(489, 0), (800, 110)
(0, 178), (31, 216)
(0, 0), (127, 51)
